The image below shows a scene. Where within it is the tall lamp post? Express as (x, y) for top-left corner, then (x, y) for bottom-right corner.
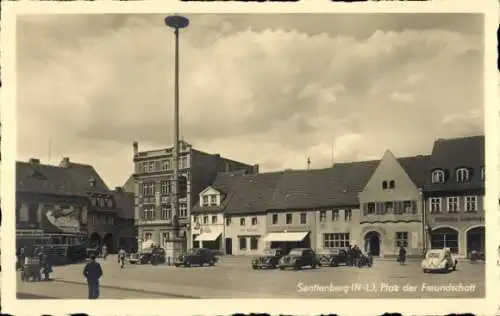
(164, 15), (189, 256)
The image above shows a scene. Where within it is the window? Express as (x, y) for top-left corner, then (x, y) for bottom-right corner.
(202, 196), (209, 207)
(240, 218), (246, 226)
(99, 197), (105, 208)
(403, 201), (413, 214)
(465, 196), (478, 212)
(323, 233), (350, 248)
(179, 203), (188, 218)
(382, 181), (387, 189)
(286, 213), (292, 224)
(144, 232), (153, 241)
(332, 210), (339, 221)
(366, 203), (375, 215)
(225, 217), (232, 226)
(162, 232), (169, 244)
(250, 237), (259, 250)
(300, 213), (307, 224)
(272, 214), (278, 225)
(481, 166), (485, 180)
(106, 198), (114, 208)
(429, 197), (442, 213)
(447, 197), (458, 213)
(389, 180), (395, 189)
(161, 180), (171, 195)
(431, 169), (445, 184)
(148, 161), (155, 172)
(161, 204), (171, 220)
(203, 215), (209, 224)
(160, 160), (169, 171)
(456, 168), (470, 182)
(251, 217), (258, 225)
(194, 215), (199, 223)
(212, 215), (217, 224)
(344, 209), (352, 221)
(210, 195), (217, 206)
(141, 182), (155, 196)
(142, 206), (155, 221)
(142, 162), (149, 173)
(395, 232), (408, 247)
(319, 211), (326, 222)
(385, 202), (394, 213)
(239, 237), (247, 250)
(90, 197), (97, 207)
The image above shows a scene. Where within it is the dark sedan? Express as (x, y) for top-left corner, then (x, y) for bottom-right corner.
(251, 248), (287, 269)
(128, 247), (166, 265)
(316, 248), (348, 267)
(279, 248), (318, 270)
(174, 248), (218, 267)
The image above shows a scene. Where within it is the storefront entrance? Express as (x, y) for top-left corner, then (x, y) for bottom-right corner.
(266, 232), (310, 253)
(364, 231), (381, 256)
(225, 238), (232, 255)
(466, 226), (485, 255)
(430, 227), (459, 254)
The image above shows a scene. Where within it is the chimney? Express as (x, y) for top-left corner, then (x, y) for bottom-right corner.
(115, 186), (123, 193)
(252, 164), (259, 174)
(225, 162), (230, 172)
(89, 178), (96, 188)
(29, 158), (40, 164)
(133, 141), (139, 155)
(214, 153), (221, 159)
(60, 157), (70, 168)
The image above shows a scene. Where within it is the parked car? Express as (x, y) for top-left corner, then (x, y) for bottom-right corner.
(279, 248), (318, 270)
(469, 250), (485, 263)
(421, 248), (457, 273)
(252, 248), (287, 269)
(174, 248), (218, 267)
(128, 247), (166, 265)
(316, 248), (348, 267)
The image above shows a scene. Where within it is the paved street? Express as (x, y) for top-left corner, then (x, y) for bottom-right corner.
(17, 255), (485, 299)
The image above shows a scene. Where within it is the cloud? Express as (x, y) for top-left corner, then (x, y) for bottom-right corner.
(16, 14), (484, 186)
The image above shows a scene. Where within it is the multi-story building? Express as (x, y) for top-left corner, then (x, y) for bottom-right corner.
(423, 135), (485, 257)
(133, 140), (256, 252)
(16, 157), (118, 252)
(112, 182), (137, 253)
(359, 152), (429, 257)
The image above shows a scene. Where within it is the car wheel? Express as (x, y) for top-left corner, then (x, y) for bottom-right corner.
(184, 261), (191, 268)
(311, 263), (317, 269)
(423, 269), (428, 273)
(252, 265), (257, 270)
(279, 267), (285, 270)
(332, 261), (339, 267)
(209, 259), (215, 266)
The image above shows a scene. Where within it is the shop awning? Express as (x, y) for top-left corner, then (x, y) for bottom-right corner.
(263, 232), (309, 242)
(195, 232), (221, 242)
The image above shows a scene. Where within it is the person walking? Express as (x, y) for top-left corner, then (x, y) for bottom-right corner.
(118, 248), (126, 269)
(83, 255), (103, 299)
(101, 245), (108, 260)
(346, 245), (353, 266)
(398, 246), (407, 265)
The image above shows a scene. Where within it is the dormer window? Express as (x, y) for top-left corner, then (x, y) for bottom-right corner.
(431, 169), (445, 184)
(210, 195), (217, 206)
(456, 168), (470, 183)
(389, 180), (395, 189)
(382, 181), (388, 190)
(202, 196), (209, 207)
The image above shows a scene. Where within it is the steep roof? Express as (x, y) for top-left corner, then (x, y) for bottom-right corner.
(397, 155), (431, 187)
(424, 135), (484, 191)
(16, 160), (111, 196)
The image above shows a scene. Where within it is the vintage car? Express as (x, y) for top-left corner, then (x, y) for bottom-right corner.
(174, 248), (218, 267)
(128, 247), (166, 265)
(279, 248), (318, 270)
(469, 250), (485, 263)
(251, 248), (287, 269)
(316, 248), (348, 267)
(421, 248), (458, 273)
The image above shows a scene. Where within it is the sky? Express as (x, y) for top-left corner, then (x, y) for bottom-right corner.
(16, 13), (484, 188)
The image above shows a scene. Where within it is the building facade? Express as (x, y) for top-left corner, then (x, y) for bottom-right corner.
(113, 184), (137, 253)
(359, 152), (429, 257)
(424, 136), (485, 257)
(133, 141), (256, 252)
(16, 158), (119, 251)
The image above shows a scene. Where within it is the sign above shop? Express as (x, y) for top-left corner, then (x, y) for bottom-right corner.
(434, 215), (484, 222)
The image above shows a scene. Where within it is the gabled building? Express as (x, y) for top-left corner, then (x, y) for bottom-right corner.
(16, 157), (118, 251)
(423, 135), (485, 257)
(358, 152), (430, 257)
(112, 177), (137, 253)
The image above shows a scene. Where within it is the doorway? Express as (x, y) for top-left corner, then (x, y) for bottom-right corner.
(225, 237), (232, 255)
(364, 231), (381, 256)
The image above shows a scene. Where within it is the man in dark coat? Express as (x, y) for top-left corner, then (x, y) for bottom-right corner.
(83, 255), (103, 299)
(346, 245), (353, 266)
(398, 246), (407, 265)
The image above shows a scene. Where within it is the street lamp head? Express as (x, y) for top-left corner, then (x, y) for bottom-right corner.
(165, 15), (190, 29)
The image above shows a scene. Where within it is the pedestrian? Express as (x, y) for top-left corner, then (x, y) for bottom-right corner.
(118, 248), (126, 269)
(346, 245), (353, 266)
(83, 255), (103, 299)
(102, 245), (108, 260)
(353, 245), (360, 267)
(398, 246), (406, 265)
